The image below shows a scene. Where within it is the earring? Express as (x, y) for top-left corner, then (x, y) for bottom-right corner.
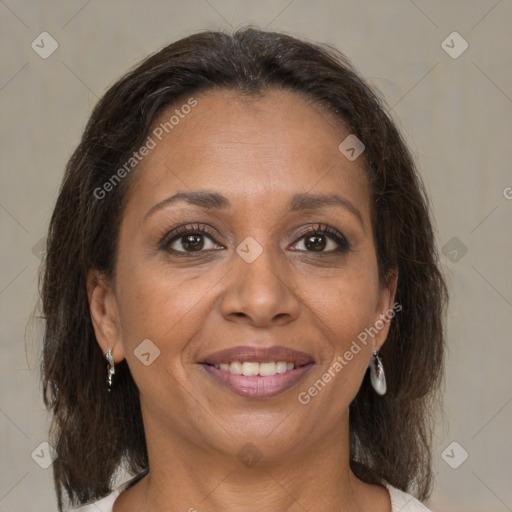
(369, 351), (386, 396)
(106, 348), (115, 391)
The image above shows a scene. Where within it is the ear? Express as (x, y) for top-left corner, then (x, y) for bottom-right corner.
(372, 268), (399, 352)
(87, 269), (126, 363)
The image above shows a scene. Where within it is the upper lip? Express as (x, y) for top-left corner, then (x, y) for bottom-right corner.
(201, 345), (314, 366)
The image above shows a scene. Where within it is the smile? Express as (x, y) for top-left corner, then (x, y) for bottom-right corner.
(211, 361), (295, 376)
(200, 345), (314, 398)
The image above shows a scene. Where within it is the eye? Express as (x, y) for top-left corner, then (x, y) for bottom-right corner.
(290, 224), (350, 253)
(159, 223), (224, 254)
(159, 223), (350, 256)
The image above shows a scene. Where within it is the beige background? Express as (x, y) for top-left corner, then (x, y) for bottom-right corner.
(1, 1), (511, 510)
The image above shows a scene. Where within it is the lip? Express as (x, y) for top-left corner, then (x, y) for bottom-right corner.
(202, 345), (314, 366)
(200, 345), (314, 399)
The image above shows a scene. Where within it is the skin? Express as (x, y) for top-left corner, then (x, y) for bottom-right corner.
(88, 88), (398, 512)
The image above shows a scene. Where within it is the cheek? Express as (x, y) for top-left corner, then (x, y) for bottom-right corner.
(298, 281), (376, 416)
(306, 258), (380, 346)
(113, 262), (211, 414)
(118, 272), (184, 339)
(114, 256), (223, 362)
(297, 257), (379, 402)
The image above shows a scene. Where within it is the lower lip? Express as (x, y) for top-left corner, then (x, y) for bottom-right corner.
(201, 363), (314, 398)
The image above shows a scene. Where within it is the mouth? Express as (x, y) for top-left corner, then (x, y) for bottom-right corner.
(199, 345), (314, 399)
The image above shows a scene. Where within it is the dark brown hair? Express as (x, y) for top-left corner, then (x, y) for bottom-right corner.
(41, 27), (448, 510)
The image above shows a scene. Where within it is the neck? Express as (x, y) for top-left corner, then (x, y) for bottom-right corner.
(132, 411), (386, 512)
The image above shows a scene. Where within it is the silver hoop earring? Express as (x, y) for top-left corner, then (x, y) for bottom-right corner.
(106, 348), (115, 391)
(369, 351), (386, 396)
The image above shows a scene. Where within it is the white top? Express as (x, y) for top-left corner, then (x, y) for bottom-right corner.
(68, 476), (432, 511)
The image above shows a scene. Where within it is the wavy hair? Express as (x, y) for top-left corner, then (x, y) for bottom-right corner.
(40, 27), (448, 510)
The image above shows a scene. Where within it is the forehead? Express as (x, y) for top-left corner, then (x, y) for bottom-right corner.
(125, 88), (370, 218)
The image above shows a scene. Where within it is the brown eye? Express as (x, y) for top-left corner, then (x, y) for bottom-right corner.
(179, 234), (205, 251)
(291, 225), (350, 254)
(159, 223), (224, 254)
(167, 232), (219, 253)
(304, 233), (327, 252)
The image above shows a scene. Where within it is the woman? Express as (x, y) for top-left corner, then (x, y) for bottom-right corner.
(41, 27), (447, 512)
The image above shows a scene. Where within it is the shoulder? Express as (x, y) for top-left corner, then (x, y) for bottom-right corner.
(386, 483), (433, 512)
(65, 474), (143, 512)
(66, 489), (119, 512)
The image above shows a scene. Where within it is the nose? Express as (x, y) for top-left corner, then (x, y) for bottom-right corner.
(219, 240), (300, 328)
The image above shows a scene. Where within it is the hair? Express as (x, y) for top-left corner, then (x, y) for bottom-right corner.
(40, 26), (448, 510)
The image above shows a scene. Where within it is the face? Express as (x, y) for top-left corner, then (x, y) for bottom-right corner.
(89, 88), (397, 463)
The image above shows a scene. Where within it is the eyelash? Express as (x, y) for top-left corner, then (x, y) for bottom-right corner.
(158, 223), (350, 256)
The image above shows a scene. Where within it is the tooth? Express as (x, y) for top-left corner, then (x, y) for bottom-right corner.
(276, 361), (287, 374)
(259, 362), (277, 376)
(229, 361), (242, 374)
(241, 362), (259, 376)
(219, 361), (296, 375)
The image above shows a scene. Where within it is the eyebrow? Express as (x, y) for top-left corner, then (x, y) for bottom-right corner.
(144, 190), (364, 230)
